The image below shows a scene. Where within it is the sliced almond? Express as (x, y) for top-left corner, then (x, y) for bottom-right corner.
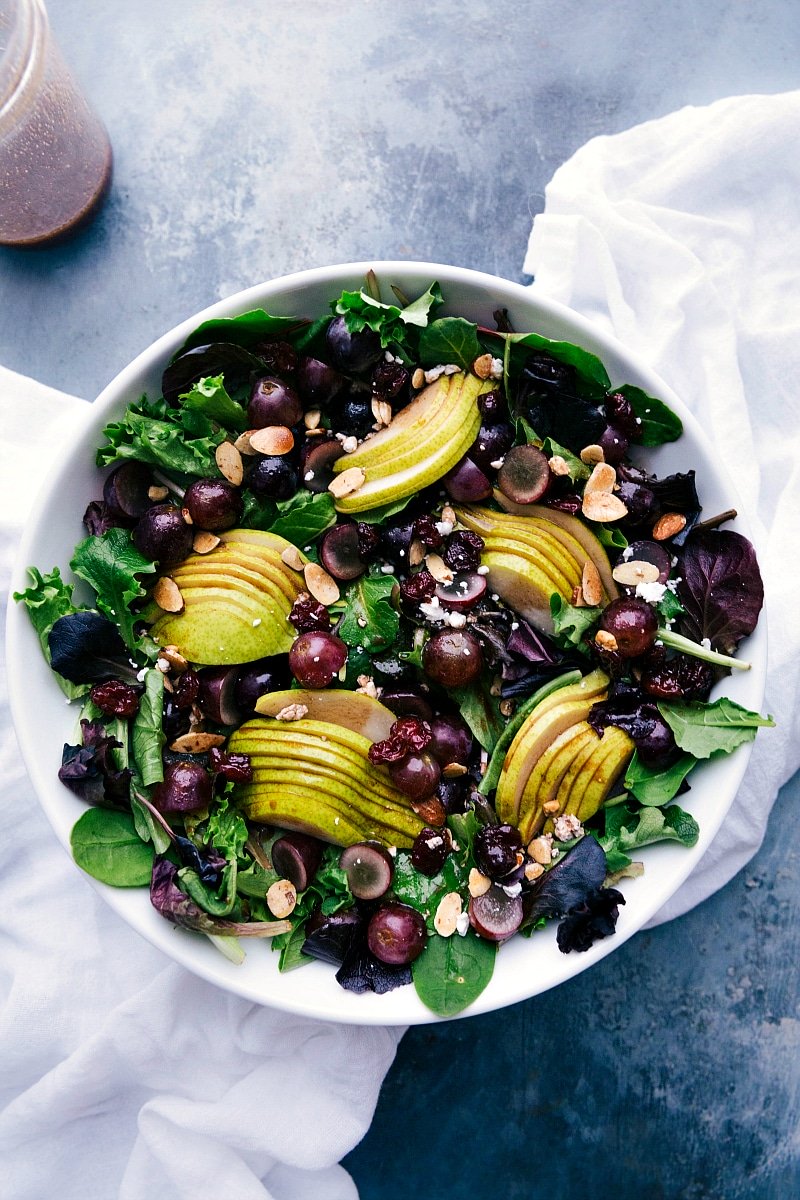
(280, 545), (305, 572)
(409, 537), (425, 567)
(248, 425), (295, 456)
(442, 761), (468, 778)
(267, 879), (297, 919)
(304, 561), (340, 605)
(468, 868), (492, 898)
(169, 730), (226, 753)
(304, 409), (322, 430)
(528, 836), (552, 866)
(411, 367), (425, 390)
(542, 798), (561, 814)
(580, 444), (605, 465)
(371, 398), (393, 428)
(153, 576), (184, 613)
(160, 644), (189, 673)
(652, 512), (687, 541)
(148, 484), (169, 501)
(583, 462), (617, 494)
(582, 491), (628, 523)
(215, 440), (244, 485)
(595, 629), (619, 653)
(425, 553), (454, 583)
(434, 891), (463, 937)
(472, 352), (494, 380)
(525, 861), (545, 882)
(548, 454), (570, 477)
(411, 795), (446, 826)
(328, 466), (366, 498)
(582, 560), (603, 607)
(355, 674), (378, 698)
(193, 531), (221, 555)
(233, 430), (258, 456)
(441, 504), (456, 527)
(612, 559), (661, 586)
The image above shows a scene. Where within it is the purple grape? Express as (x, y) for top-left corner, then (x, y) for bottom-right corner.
(248, 455), (298, 500)
(296, 356), (345, 406)
(379, 689), (434, 722)
(152, 760), (212, 814)
(599, 597), (659, 658)
(103, 462), (154, 521)
(196, 666), (241, 725)
(272, 833), (324, 892)
(388, 751), (441, 801)
(367, 903), (427, 965)
(289, 631), (348, 688)
(620, 540), (672, 585)
(474, 823), (522, 880)
(469, 421), (514, 473)
(248, 376), (303, 428)
(320, 524), (367, 581)
(234, 655), (290, 713)
(468, 886), (523, 942)
(435, 570), (487, 612)
(339, 842), (394, 899)
(443, 456), (492, 503)
(183, 478), (242, 531)
(428, 715), (473, 766)
(133, 504), (192, 567)
(478, 389), (507, 425)
(422, 629), (483, 687)
(598, 425), (629, 466)
(410, 827), (450, 876)
(326, 315), (382, 373)
(301, 437), (345, 493)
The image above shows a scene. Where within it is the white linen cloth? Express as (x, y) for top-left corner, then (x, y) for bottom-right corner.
(2, 88), (800, 1198)
(524, 90), (800, 921)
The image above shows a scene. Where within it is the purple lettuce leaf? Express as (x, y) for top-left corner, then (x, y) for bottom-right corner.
(677, 530), (764, 656)
(58, 719), (132, 809)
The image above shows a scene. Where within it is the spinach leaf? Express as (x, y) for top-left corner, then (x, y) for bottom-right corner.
(70, 807), (155, 886)
(506, 330), (611, 396)
(337, 572), (399, 653)
(541, 437), (590, 483)
(624, 750), (696, 806)
(267, 490), (337, 544)
(614, 384), (682, 446)
(70, 528), (156, 651)
(130, 782), (172, 854)
(451, 678), (504, 753)
(391, 852), (466, 928)
(479, 670), (583, 795)
(418, 317), (482, 370)
(412, 928), (496, 1017)
(176, 309), (305, 355)
(14, 566), (88, 698)
(658, 697), (774, 759)
(97, 395), (226, 477)
(180, 374), (248, 432)
(351, 494), (415, 524)
(550, 594), (600, 652)
(655, 589), (684, 624)
(240, 492), (279, 530)
(131, 669), (165, 786)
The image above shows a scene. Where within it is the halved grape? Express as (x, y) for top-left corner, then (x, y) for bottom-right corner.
(197, 666), (241, 726)
(367, 902), (427, 965)
(272, 832), (325, 892)
(468, 886), (523, 942)
(339, 842), (394, 900)
(234, 655), (290, 714)
(619, 540), (672, 584)
(301, 436), (345, 493)
(320, 524), (367, 581)
(443, 456), (493, 503)
(435, 570), (487, 612)
(103, 462), (154, 522)
(497, 444), (551, 505)
(380, 689), (434, 722)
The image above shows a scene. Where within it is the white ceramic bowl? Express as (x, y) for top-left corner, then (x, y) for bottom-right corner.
(7, 261), (767, 1025)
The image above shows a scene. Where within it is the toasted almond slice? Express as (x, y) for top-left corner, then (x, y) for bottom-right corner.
(267, 879), (297, 919)
(355, 674), (379, 698)
(371, 399), (392, 428)
(409, 537), (425, 567)
(548, 454), (570, 477)
(280, 545), (305, 572)
(234, 430), (258, 456)
(160, 644), (189, 672)
(434, 892), (463, 937)
(193, 531), (221, 555)
(528, 836), (552, 865)
(169, 731), (226, 753)
(304, 561), (340, 605)
(441, 504), (456, 527)
(411, 796), (446, 826)
(595, 629), (619, 652)
(542, 798), (561, 814)
(525, 861), (545, 882)
(612, 559), (661, 586)
(328, 466), (366, 498)
(572, 585), (584, 606)
(411, 367), (425, 389)
(582, 491), (628, 522)
(425, 553), (454, 583)
(582, 559), (603, 606)
(468, 868), (492, 898)
(652, 512), (687, 541)
(583, 462), (616, 494)
(472, 352), (494, 380)
(216, 440), (244, 485)
(442, 762), (468, 778)
(304, 409), (322, 430)
(153, 576), (184, 613)
(580, 444), (605, 465)
(248, 425), (295, 456)
(148, 484), (169, 501)
(181, 507), (193, 525)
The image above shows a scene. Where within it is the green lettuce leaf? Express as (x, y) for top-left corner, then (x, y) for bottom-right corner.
(70, 528), (156, 651)
(550, 594), (600, 653)
(180, 375), (248, 432)
(658, 697), (775, 759)
(450, 679), (504, 753)
(176, 309), (305, 355)
(96, 395), (226, 476)
(599, 800), (699, 873)
(336, 282), (442, 349)
(13, 566), (88, 698)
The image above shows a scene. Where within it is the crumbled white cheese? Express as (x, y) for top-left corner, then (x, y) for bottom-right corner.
(553, 814), (584, 841)
(635, 580), (667, 603)
(420, 599), (446, 622)
(489, 356), (504, 379)
(380, 563), (395, 574)
(502, 882), (522, 898)
(701, 637), (712, 650)
(424, 363), (460, 383)
(621, 546), (634, 561)
(447, 611), (467, 629)
(435, 519), (454, 536)
(477, 565), (489, 576)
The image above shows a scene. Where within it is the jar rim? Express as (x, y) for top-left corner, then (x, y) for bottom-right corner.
(0, 0), (47, 134)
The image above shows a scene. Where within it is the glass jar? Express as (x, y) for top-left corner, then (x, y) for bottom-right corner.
(0, 0), (112, 245)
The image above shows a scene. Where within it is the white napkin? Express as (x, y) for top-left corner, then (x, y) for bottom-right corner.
(525, 90), (800, 922)
(0, 371), (402, 1200)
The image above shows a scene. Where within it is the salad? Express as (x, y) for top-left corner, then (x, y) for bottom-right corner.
(16, 275), (772, 1017)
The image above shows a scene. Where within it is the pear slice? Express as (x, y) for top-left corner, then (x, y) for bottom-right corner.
(332, 372), (489, 513)
(495, 670), (609, 824)
(542, 727), (603, 833)
(517, 722), (599, 842)
(461, 505), (597, 586)
(254, 689), (396, 742)
(480, 535), (582, 597)
(479, 550), (570, 632)
(561, 726), (634, 823)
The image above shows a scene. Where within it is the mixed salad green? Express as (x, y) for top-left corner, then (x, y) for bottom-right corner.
(16, 275), (772, 1016)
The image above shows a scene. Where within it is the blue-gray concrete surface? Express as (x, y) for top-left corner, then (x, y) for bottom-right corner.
(1, 3), (798, 1197)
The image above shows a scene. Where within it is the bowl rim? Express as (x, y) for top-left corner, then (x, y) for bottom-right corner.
(6, 260), (768, 1024)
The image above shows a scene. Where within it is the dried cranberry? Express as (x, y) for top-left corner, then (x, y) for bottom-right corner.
(399, 570), (436, 605)
(641, 654), (714, 701)
(605, 391), (640, 441)
(371, 360), (409, 404)
(368, 736), (410, 765)
(443, 530), (484, 573)
(356, 523), (382, 559)
(173, 668), (200, 710)
(289, 592), (332, 633)
(478, 389), (507, 424)
(410, 827), (450, 876)
(208, 748), (254, 783)
(544, 493), (582, 515)
(413, 515), (443, 549)
(89, 679), (140, 718)
(390, 716), (432, 753)
(253, 340), (298, 375)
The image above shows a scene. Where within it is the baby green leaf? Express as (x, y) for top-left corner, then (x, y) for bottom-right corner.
(70, 528), (156, 651)
(614, 384), (682, 446)
(624, 750), (696, 806)
(131, 669), (165, 787)
(451, 679), (504, 753)
(337, 572), (399, 653)
(180, 374), (248, 432)
(412, 928), (496, 1017)
(658, 697), (775, 759)
(97, 395), (226, 477)
(268, 491), (337, 544)
(14, 566), (88, 698)
(550, 594), (601, 652)
(419, 317), (482, 370)
(70, 808), (155, 887)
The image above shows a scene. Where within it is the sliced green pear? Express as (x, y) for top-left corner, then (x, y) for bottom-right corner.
(479, 550), (571, 632)
(495, 670), (609, 825)
(459, 505), (595, 582)
(254, 689), (396, 741)
(332, 372), (490, 514)
(517, 722), (598, 842)
(562, 726), (634, 823)
(150, 529), (305, 665)
(491, 493), (618, 600)
(480, 535), (581, 596)
(229, 717), (425, 847)
(542, 727), (603, 833)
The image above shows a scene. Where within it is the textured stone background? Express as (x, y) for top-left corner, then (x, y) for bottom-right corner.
(1, 3), (798, 1197)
